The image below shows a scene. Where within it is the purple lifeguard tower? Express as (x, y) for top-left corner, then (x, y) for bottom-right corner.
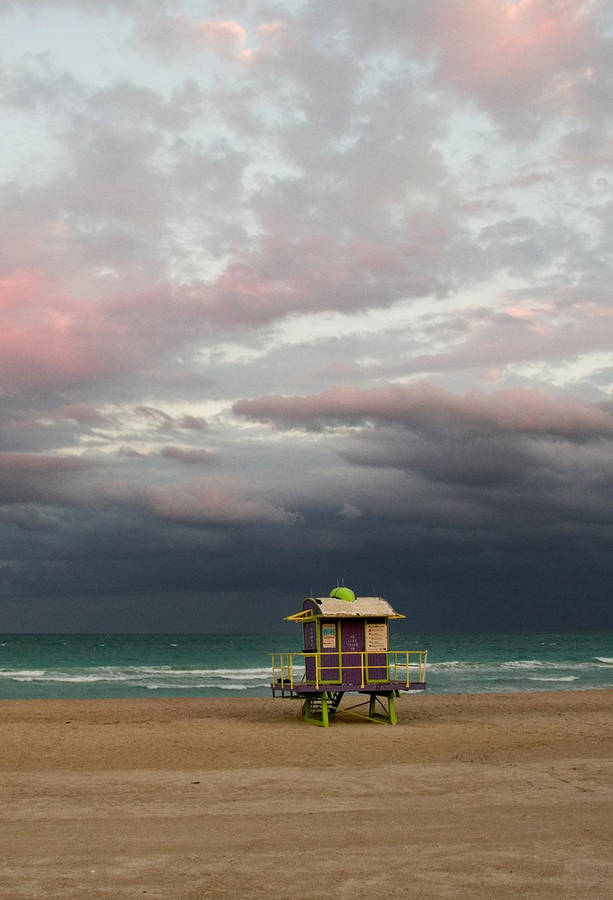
(271, 586), (427, 726)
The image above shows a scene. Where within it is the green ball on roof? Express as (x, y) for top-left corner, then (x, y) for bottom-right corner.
(329, 586), (356, 602)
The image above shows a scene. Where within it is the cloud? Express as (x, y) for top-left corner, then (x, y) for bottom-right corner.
(133, 406), (174, 429)
(233, 382), (613, 437)
(160, 445), (213, 464)
(138, 15), (254, 61)
(0, 505), (60, 531)
(196, 20), (252, 60)
(128, 407), (211, 436)
(1, 6), (607, 404)
(0, 452), (98, 504)
(431, 0), (593, 117)
(50, 403), (110, 426)
(405, 290), (613, 376)
(338, 503), (362, 519)
(0, 269), (132, 391)
(344, 0), (602, 131)
(135, 480), (295, 526)
(177, 415), (209, 430)
(1, 0), (149, 8)
(0, 0), (611, 630)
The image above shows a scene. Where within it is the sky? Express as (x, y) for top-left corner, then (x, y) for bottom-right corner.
(0, 0), (612, 633)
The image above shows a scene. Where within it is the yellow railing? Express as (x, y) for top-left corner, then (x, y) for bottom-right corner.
(271, 650), (427, 690)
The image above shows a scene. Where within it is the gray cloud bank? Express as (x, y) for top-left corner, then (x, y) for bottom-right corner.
(0, 0), (611, 631)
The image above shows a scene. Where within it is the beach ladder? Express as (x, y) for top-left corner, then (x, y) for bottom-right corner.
(301, 691), (344, 726)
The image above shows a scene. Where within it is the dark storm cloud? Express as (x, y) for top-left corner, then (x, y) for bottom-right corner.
(225, 380), (613, 629)
(0, 505), (60, 532)
(232, 384), (613, 541)
(0, 452), (98, 504)
(0, 425), (611, 630)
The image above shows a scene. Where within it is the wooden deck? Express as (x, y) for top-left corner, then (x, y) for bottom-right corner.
(271, 679), (426, 698)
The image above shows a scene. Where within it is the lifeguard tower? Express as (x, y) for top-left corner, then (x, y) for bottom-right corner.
(271, 587), (427, 726)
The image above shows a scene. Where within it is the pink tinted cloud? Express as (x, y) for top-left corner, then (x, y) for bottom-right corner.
(438, 0), (588, 88)
(1, 222), (450, 394)
(233, 382), (613, 437)
(139, 481), (294, 526)
(352, 0), (595, 122)
(197, 20), (251, 60)
(0, 269), (189, 394)
(107, 235), (427, 335)
(140, 14), (288, 62)
(200, 234), (441, 327)
(1, 272), (202, 394)
(0, 270), (129, 391)
(140, 15), (254, 62)
(408, 297), (613, 374)
(0, 452), (96, 478)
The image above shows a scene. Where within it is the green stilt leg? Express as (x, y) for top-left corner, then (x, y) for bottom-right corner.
(388, 692), (397, 725)
(367, 692), (396, 724)
(369, 694), (377, 718)
(320, 694), (329, 727)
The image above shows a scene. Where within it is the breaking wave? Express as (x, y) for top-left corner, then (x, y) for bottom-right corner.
(0, 665), (272, 692)
(528, 676), (578, 682)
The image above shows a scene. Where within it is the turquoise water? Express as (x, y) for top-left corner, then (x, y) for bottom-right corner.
(1, 631), (612, 699)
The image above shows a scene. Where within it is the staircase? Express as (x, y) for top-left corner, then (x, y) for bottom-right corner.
(302, 691), (345, 726)
(329, 691), (344, 712)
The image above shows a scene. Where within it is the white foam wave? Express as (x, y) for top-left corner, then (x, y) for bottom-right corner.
(528, 676), (578, 682)
(0, 664), (272, 687)
(595, 657), (613, 665)
(427, 659), (604, 680)
(501, 659), (547, 669)
(432, 658), (601, 670)
(429, 659), (547, 674)
(431, 659), (549, 671)
(0, 669), (48, 681)
(428, 661), (488, 674)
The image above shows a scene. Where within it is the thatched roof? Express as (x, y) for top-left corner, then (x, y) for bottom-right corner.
(285, 596), (404, 620)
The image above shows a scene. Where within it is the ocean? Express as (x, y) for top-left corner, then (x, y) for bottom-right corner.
(1, 630), (612, 700)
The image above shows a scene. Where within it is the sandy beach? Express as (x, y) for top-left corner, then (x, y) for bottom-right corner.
(1, 690), (612, 898)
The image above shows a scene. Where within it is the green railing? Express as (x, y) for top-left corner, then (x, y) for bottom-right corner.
(271, 650), (427, 690)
